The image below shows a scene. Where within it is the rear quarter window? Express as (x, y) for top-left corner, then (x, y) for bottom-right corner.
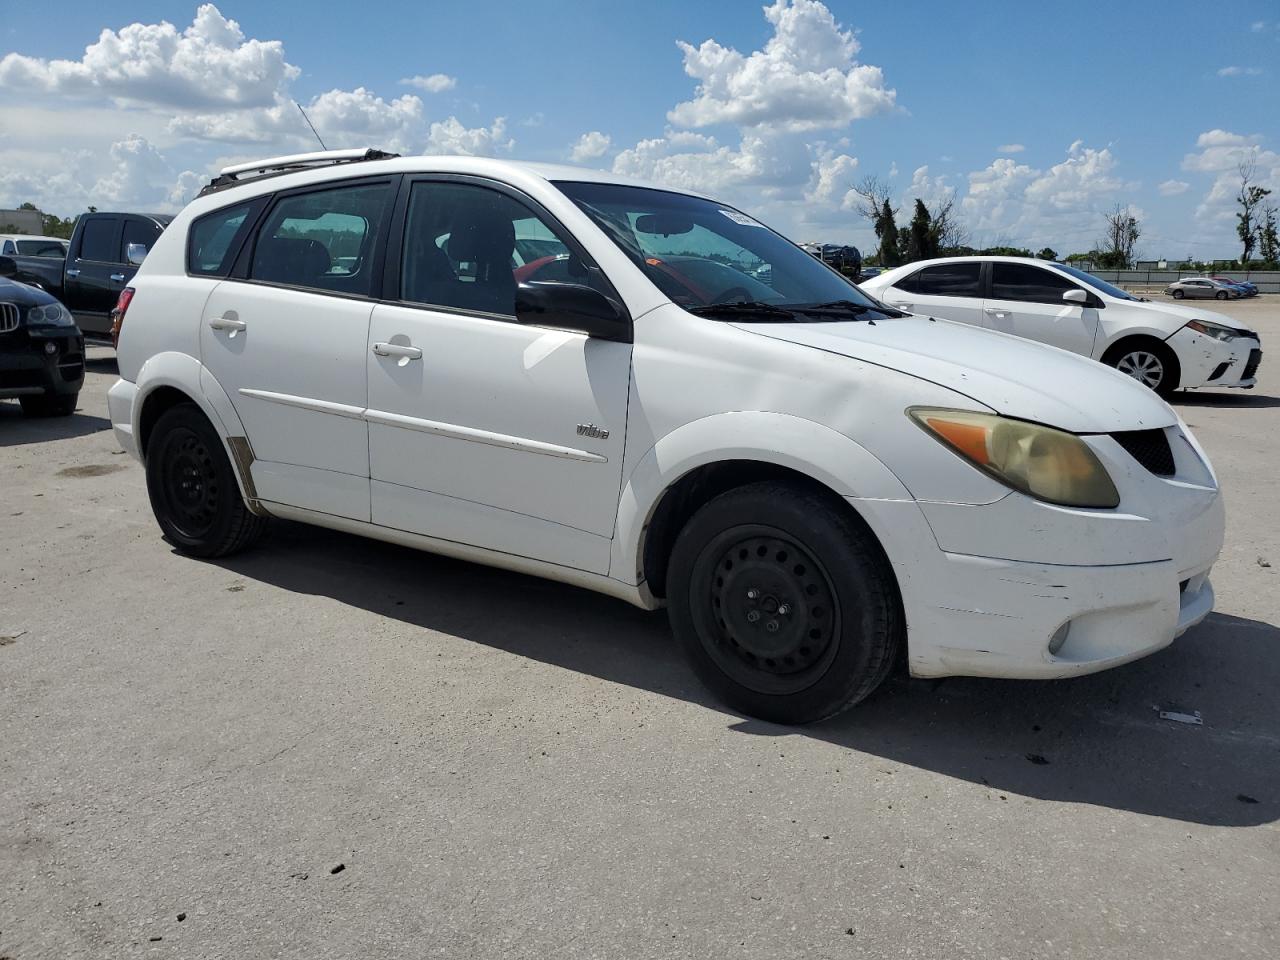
(187, 200), (262, 277)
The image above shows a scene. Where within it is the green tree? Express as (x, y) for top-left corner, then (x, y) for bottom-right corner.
(1036, 247), (1058, 261)
(1236, 157), (1271, 265)
(1260, 204), (1279, 266)
(876, 199), (902, 268)
(905, 199), (936, 262)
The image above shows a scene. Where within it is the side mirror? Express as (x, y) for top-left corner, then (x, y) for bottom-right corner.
(0, 255), (15, 277)
(126, 243), (148, 266)
(515, 281), (631, 342)
(1063, 289), (1089, 305)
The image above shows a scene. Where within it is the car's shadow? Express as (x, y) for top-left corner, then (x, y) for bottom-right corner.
(1173, 392), (1280, 408)
(209, 520), (1280, 828)
(0, 401), (111, 446)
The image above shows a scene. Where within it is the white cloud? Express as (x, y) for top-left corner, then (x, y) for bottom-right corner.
(1217, 65), (1263, 77)
(1158, 179), (1190, 196)
(1249, 21), (1267, 32)
(570, 131), (612, 163)
(904, 165), (954, 211)
(0, 4), (298, 109)
(424, 117), (513, 156)
(1181, 129), (1280, 230)
(400, 73), (456, 93)
(805, 151), (859, 208)
(997, 143), (1025, 154)
(666, 0), (896, 132)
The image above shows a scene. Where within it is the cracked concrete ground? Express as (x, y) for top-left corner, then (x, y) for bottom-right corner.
(2, 296), (1278, 959)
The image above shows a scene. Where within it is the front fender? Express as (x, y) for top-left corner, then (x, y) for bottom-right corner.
(609, 411), (915, 583)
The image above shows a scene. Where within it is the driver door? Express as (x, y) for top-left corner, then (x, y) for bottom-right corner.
(983, 262), (1100, 357)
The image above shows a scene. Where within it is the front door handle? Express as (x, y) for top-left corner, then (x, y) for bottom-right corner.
(208, 317), (248, 335)
(984, 307), (1009, 317)
(888, 301), (912, 310)
(66, 268), (81, 278)
(373, 342), (423, 361)
(109, 273), (126, 282)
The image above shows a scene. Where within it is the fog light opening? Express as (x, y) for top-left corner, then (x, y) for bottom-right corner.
(1048, 621), (1071, 656)
(43, 340), (58, 355)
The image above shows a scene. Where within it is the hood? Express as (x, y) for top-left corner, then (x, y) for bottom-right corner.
(0, 277), (57, 307)
(1134, 297), (1250, 331)
(732, 315), (1176, 434)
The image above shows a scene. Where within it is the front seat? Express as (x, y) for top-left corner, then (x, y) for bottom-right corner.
(445, 208), (516, 314)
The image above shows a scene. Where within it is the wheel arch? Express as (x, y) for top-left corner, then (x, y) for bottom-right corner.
(1100, 333), (1182, 391)
(610, 412), (913, 598)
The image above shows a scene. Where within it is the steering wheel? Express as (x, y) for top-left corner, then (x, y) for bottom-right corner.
(712, 285), (754, 305)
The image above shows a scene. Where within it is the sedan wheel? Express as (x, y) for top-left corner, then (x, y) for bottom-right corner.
(1115, 349), (1165, 389)
(1172, 289), (1185, 299)
(1216, 291), (1228, 300)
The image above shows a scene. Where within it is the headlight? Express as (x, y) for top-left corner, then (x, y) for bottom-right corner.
(1186, 319), (1238, 342)
(25, 303), (74, 326)
(908, 408), (1120, 509)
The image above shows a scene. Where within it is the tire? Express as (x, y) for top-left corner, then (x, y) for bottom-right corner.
(666, 481), (902, 724)
(1103, 339), (1180, 397)
(1216, 291), (1228, 300)
(1172, 289), (1184, 299)
(145, 403), (265, 558)
(19, 393), (77, 417)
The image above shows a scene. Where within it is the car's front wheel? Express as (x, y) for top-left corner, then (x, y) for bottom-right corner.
(1103, 339), (1180, 397)
(1172, 289), (1185, 299)
(666, 481), (901, 724)
(1216, 290), (1228, 300)
(145, 403), (265, 558)
(19, 393), (77, 417)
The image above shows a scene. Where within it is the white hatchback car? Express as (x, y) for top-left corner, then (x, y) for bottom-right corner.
(861, 257), (1262, 395)
(108, 150), (1224, 723)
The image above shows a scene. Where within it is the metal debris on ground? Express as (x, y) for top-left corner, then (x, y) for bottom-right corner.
(1157, 708), (1203, 725)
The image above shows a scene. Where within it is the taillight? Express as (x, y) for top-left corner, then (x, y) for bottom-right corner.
(110, 287), (135, 349)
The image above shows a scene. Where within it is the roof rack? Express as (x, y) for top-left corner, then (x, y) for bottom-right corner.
(198, 147), (400, 197)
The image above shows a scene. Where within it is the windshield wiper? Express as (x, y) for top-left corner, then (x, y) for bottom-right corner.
(688, 301), (800, 320)
(795, 299), (907, 320)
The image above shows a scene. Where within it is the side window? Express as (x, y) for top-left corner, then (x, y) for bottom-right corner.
(400, 181), (597, 317)
(2, 240), (13, 255)
(188, 201), (256, 277)
(991, 263), (1080, 303)
(121, 219), (160, 261)
(78, 218), (118, 262)
(900, 262), (981, 297)
(251, 182), (391, 297)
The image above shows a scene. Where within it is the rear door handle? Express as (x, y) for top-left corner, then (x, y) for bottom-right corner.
(984, 307), (1009, 317)
(208, 317), (247, 335)
(66, 269), (81, 278)
(109, 273), (126, 282)
(373, 341), (423, 363)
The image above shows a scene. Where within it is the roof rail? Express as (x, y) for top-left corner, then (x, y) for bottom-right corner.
(198, 147), (400, 197)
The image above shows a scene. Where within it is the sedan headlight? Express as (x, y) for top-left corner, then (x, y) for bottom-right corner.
(1186, 319), (1239, 342)
(25, 302), (75, 326)
(908, 408), (1120, 508)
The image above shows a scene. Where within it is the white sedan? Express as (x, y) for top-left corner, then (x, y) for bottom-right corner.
(861, 257), (1262, 395)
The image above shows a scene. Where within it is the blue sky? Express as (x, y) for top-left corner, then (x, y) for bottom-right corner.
(1, 0), (1277, 258)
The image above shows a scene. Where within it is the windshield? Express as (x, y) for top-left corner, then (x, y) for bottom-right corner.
(555, 181), (889, 319)
(1054, 263), (1139, 301)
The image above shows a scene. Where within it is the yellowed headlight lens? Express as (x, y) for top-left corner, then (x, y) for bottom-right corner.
(908, 408), (1120, 508)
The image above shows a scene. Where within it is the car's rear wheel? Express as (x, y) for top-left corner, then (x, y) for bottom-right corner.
(666, 481), (901, 724)
(145, 403), (265, 558)
(1172, 289), (1185, 299)
(19, 393), (78, 417)
(1103, 339), (1180, 397)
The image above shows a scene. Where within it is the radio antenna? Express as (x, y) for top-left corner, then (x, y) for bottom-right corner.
(295, 101), (328, 150)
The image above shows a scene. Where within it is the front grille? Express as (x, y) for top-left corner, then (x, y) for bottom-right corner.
(1111, 429), (1175, 477)
(0, 302), (18, 333)
(1242, 349), (1263, 380)
(0, 369), (45, 389)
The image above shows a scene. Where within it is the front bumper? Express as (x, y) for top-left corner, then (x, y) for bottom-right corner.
(0, 327), (85, 399)
(1167, 327), (1263, 388)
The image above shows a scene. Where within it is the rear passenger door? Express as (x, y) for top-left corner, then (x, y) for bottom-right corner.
(65, 216), (122, 334)
(881, 261), (985, 326)
(983, 262), (1100, 357)
(199, 177), (397, 521)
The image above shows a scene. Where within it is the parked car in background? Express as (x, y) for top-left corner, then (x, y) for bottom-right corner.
(0, 260), (84, 416)
(1, 234), (69, 258)
(1, 234), (70, 292)
(862, 257), (1262, 395)
(4, 213), (172, 339)
(1210, 276), (1258, 297)
(1165, 277), (1245, 301)
(109, 149), (1224, 724)
(858, 267), (884, 283)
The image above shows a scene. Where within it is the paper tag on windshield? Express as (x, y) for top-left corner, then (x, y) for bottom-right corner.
(719, 209), (762, 227)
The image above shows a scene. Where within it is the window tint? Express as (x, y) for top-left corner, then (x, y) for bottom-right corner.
(251, 182), (390, 296)
(991, 263), (1080, 303)
(1, 241), (13, 254)
(400, 181), (598, 316)
(78, 218), (118, 262)
(15, 239), (66, 257)
(121, 219), (159, 261)
(898, 262), (981, 297)
(189, 202), (255, 276)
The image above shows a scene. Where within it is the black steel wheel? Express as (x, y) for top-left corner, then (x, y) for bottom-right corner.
(145, 403), (265, 557)
(667, 481), (901, 724)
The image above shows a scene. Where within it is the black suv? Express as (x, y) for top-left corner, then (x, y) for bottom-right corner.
(0, 261), (84, 416)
